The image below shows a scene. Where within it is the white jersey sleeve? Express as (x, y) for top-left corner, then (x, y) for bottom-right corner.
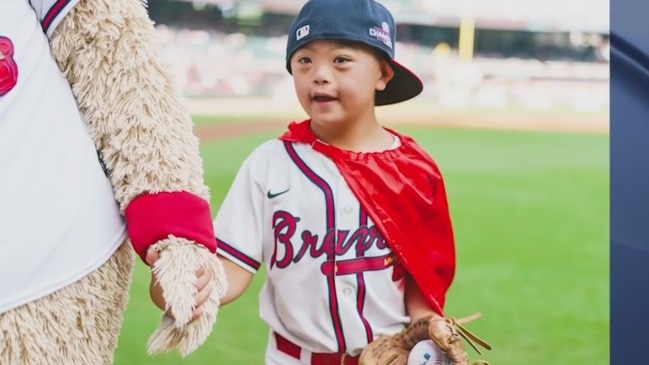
(213, 143), (272, 274)
(29, 0), (80, 38)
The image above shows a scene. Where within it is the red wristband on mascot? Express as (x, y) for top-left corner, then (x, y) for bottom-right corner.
(124, 191), (217, 263)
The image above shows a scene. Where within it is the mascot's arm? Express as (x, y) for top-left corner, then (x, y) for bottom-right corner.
(48, 0), (227, 357)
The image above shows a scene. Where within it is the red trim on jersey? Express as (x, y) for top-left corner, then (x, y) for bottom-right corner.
(320, 253), (397, 276)
(124, 191), (217, 263)
(356, 208), (374, 344)
(217, 239), (261, 271)
(284, 141), (347, 352)
(41, 0), (73, 33)
(279, 120), (456, 317)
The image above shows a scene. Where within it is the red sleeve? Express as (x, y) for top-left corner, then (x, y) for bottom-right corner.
(124, 191), (217, 263)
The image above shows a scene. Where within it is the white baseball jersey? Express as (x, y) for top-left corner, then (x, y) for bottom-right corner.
(213, 137), (410, 360)
(0, 0), (126, 313)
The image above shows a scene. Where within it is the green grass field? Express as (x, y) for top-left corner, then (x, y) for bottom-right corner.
(113, 123), (609, 365)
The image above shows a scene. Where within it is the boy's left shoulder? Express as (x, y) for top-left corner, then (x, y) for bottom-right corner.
(387, 127), (445, 176)
(385, 126), (419, 145)
(388, 127), (435, 155)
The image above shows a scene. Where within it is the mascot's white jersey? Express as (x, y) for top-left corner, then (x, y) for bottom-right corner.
(0, 0), (126, 313)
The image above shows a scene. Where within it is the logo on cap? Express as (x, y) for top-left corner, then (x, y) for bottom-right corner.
(296, 25), (310, 41)
(369, 22), (392, 49)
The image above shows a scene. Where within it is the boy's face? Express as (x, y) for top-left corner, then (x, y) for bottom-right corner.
(289, 40), (394, 126)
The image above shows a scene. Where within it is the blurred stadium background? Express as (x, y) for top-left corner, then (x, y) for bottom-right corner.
(113, 2), (609, 364)
(148, 0), (609, 124)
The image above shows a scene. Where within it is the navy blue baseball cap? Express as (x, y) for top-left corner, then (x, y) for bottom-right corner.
(285, 0), (424, 106)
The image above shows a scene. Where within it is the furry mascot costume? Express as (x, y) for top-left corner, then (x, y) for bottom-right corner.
(0, 0), (228, 364)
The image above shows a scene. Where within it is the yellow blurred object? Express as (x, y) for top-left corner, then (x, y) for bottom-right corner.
(458, 13), (475, 61)
(433, 42), (451, 57)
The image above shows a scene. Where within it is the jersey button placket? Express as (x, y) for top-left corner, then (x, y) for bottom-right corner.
(336, 190), (357, 298)
(342, 286), (353, 296)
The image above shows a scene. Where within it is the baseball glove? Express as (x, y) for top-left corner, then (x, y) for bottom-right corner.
(359, 312), (492, 365)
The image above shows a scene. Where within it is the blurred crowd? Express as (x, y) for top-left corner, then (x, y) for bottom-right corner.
(154, 24), (609, 111)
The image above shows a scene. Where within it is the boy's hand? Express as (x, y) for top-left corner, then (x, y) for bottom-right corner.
(147, 248), (212, 321)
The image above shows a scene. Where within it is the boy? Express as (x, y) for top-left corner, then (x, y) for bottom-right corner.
(152, 0), (490, 363)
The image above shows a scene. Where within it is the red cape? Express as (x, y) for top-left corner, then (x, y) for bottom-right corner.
(279, 120), (456, 316)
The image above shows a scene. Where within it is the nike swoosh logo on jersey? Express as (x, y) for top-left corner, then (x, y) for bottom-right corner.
(267, 188), (290, 199)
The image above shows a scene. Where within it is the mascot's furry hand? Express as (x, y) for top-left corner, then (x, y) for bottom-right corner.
(359, 313), (491, 365)
(144, 238), (228, 357)
(48, 0), (228, 357)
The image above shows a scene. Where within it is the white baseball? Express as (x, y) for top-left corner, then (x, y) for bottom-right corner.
(407, 340), (451, 365)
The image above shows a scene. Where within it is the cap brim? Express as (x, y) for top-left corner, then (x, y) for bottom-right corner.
(375, 59), (423, 106)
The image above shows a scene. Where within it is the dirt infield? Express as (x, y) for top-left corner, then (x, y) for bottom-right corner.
(191, 98), (609, 142)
